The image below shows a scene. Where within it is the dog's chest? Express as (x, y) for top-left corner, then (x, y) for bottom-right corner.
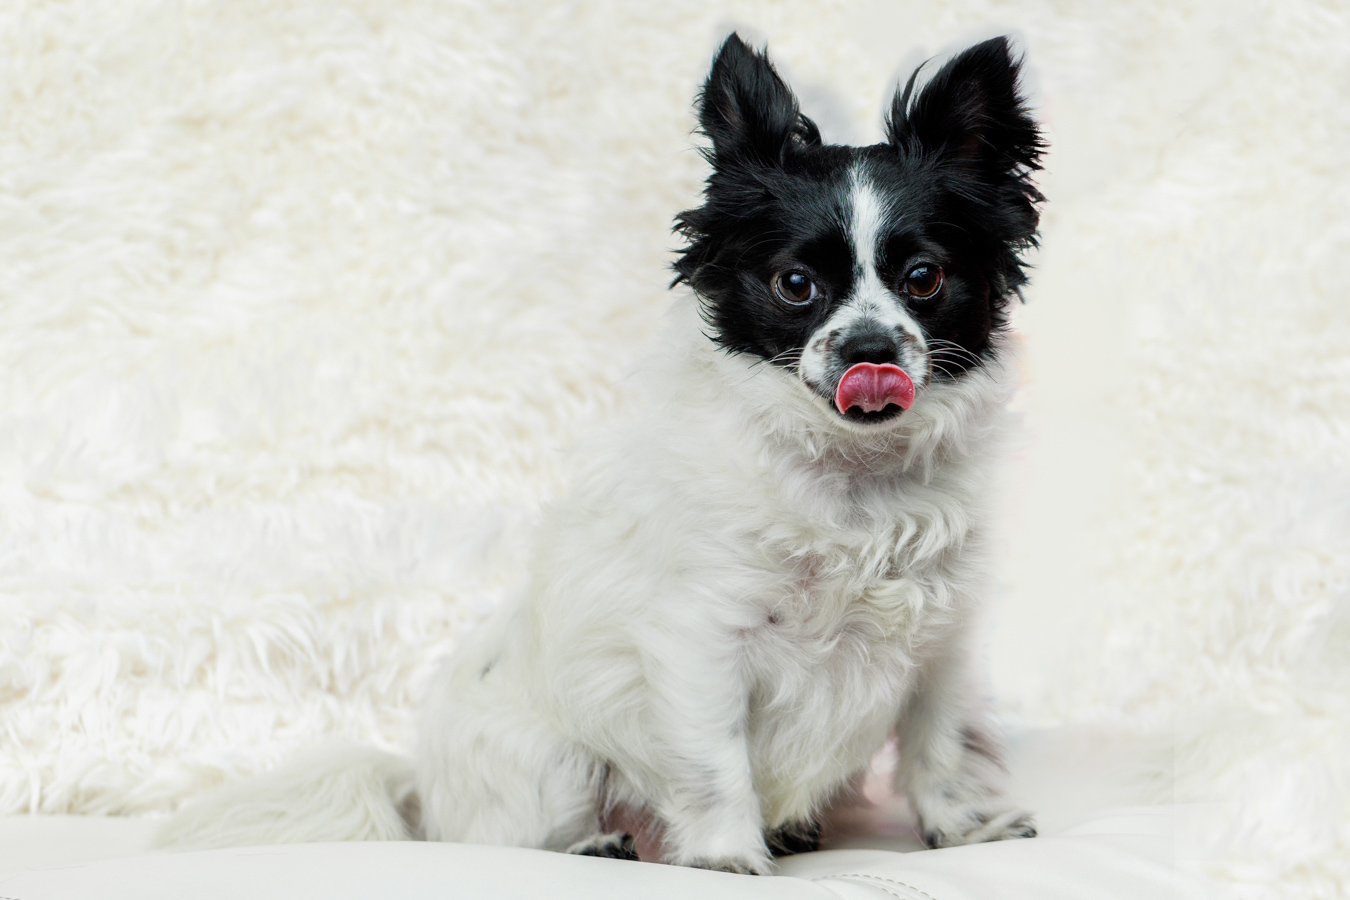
(741, 527), (927, 706)
(732, 473), (975, 820)
(744, 468), (971, 653)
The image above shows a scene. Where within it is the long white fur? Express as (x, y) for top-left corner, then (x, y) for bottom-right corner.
(159, 745), (417, 849)
(160, 169), (1029, 870)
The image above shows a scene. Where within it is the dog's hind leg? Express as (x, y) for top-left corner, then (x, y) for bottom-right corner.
(416, 672), (603, 852)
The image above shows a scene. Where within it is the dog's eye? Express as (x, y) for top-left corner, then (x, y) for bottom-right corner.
(773, 271), (818, 306)
(904, 265), (943, 299)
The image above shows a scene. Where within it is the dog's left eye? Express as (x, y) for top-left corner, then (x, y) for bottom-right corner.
(904, 265), (943, 299)
(773, 271), (819, 306)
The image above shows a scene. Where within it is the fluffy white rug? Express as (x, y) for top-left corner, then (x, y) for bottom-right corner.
(1, 1), (1345, 897)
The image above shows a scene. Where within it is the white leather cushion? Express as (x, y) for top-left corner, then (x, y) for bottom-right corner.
(781, 808), (1199, 899)
(0, 807), (1197, 900)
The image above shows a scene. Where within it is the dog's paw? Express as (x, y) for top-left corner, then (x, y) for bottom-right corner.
(922, 806), (1037, 849)
(684, 854), (773, 875)
(566, 831), (639, 861)
(764, 819), (821, 857)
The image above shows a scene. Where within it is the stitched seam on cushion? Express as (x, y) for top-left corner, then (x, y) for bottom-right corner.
(819, 876), (906, 899)
(815, 873), (941, 900)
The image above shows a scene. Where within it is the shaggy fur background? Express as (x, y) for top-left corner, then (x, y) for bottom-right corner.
(1, 2), (1345, 897)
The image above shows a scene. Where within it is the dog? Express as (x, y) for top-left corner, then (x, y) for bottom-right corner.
(160, 33), (1045, 875)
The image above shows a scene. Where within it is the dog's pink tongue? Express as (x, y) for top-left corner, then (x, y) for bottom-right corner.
(835, 363), (915, 414)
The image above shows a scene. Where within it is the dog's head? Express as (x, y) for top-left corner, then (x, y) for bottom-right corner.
(674, 35), (1043, 430)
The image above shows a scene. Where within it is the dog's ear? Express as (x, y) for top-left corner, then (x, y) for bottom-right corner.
(698, 34), (819, 167)
(886, 37), (1043, 178)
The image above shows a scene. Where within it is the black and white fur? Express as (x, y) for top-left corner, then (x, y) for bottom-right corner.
(160, 34), (1045, 874)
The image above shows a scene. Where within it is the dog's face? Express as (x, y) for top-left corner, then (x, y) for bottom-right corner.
(675, 36), (1043, 430)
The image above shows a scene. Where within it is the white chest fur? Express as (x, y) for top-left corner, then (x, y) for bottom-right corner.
(735, 447), (990, 823)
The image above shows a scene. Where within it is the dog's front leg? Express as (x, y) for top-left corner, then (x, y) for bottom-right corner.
(639, 638), (771, 874)
(894, 642), (1037, 848)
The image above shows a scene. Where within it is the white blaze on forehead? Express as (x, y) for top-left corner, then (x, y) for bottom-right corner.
(847, 165), (887, 274)
(842, 165), (927, 352)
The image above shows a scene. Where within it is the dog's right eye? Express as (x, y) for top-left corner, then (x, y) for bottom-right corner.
(773, 271), (819, 306)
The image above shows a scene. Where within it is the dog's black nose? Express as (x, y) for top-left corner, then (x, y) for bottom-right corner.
(838, 332), (898, 366)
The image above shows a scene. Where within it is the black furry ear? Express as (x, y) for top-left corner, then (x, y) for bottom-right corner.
(699, 34), (820, 167)
(887, 36), (1043, 178)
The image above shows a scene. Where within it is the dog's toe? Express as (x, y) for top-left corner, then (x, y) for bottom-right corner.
(567, 831), (639, 861)
(765, 820), (821, 857)
(687, 855), (771, 876)
(923, 807), (1037, 848)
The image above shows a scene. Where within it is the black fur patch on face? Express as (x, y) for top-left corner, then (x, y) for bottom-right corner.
(673, 34), (1044, 380)
(674, 147), (858, 366)
(861, 149), (1003, 379)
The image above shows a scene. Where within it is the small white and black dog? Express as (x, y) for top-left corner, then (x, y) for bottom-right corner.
(162, 34), (1045, 874)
